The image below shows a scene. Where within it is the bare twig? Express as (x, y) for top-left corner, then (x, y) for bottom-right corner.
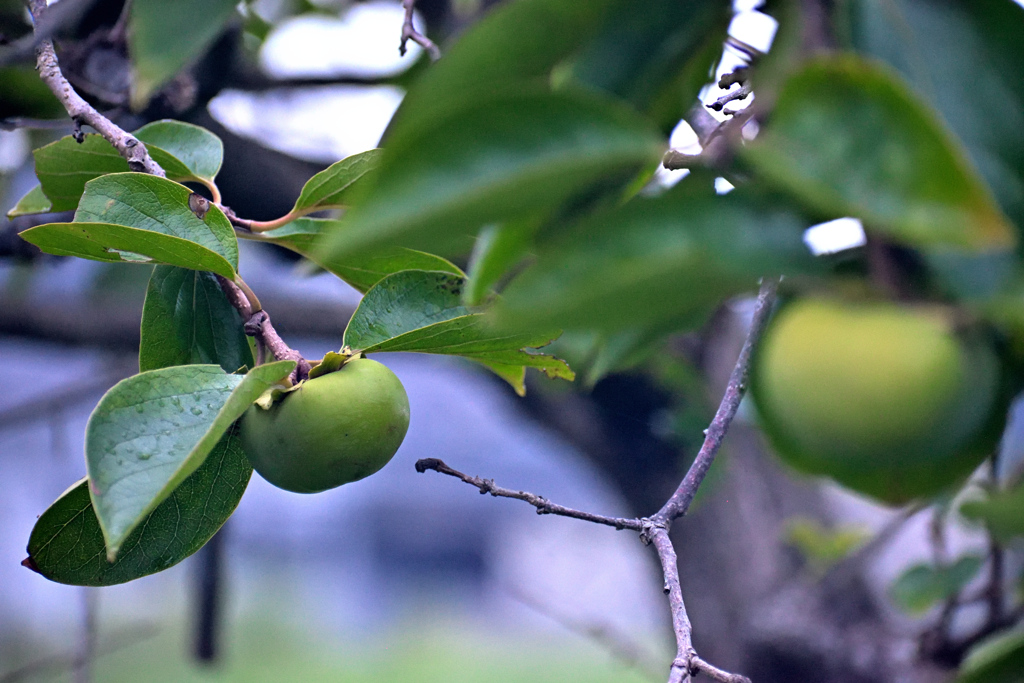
(28, 0), (163, 175)
(651, 278), (779, 526)
(400, 0), (440, 60)
(708, 84), (752, 113)
(415, 458), (643, 531)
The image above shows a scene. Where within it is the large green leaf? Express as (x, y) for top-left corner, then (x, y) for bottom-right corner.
(140, 266), (253, 373)
(86, 361), (294, 557)
(292, 149), (381, 214)
(19, 222), (237, 276)
(75, 172), (238, 270)
(889, 555), (983, 614)
(133, 120), (224, 185)
(565, 0), (731, 130)
(957, 630), (1024, 683)
(464, 221), (539, 306)
(744, 56), (1017, 251)
(494, 181), (817, 332)
(33, 129), (222, 212)
(316, 88), (665, 262)
(128, 0), (239, 109)
(839, 0), (1024, 242)
(344, 270), (573, 393)
(6, 184), (51, 217)
(25, 425), (251, 586)
(259, 218), (463, 293)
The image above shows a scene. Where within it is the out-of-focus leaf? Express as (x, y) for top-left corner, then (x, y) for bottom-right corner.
(140, 266), (253, 373)
(128, 0), (239, 109)
(86, 362), (294, 557)
(0, 66), (63, 119)
(260, 218), (463, 293)
(74, 172), (238, 270)
(493, 181), (817, 332)
(957, 629), (1024, 683)
(133, 120), (224, 185)
(316, 88), (664, 263)
(343, 270), (573, 393)
(784, 517), (869, 575)
(464, 221), (539, 306)
(6, 184), (51, 217)
(839, 0), (1024, 244)
(890, 555), (984, 614)
(25, 426), (251, 586)
(566, 0), (731, 130)
(961, 484), (1024, 541)
(744, 56), (1017, 252)
(292, 149), (381, 214)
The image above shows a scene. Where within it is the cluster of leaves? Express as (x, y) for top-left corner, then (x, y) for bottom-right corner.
(10, 0), (1024, 676)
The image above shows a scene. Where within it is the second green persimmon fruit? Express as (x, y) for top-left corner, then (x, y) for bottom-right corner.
(751, 298), (1004, 504)
(240, 358), (410, 493)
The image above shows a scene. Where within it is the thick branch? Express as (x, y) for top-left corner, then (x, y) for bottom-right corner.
(29, 0), (164, 176)
(400, 0), (440, 60)
(415, 458), (642, 531)
(652, 278), (779, 526)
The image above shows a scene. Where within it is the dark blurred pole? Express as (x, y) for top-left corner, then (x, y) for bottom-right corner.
(192, 525), (226, 664)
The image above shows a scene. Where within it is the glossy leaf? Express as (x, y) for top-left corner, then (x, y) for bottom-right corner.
(86, 361), (294, 557)
(7, 184), (51, 217)
(344, 270), (573, 392)
(134, 120), (224, 184)
(890, 556), (983, 614)
(33, 131), (222, 212)
(140, 266), (253, 373)
(840, 0), (1024, 243)
(566, 0), (731, 130)
(317, 88), (665, 263)
(957, 630), (1024, 683)
(744, 57), (1016, 251)
(292, 149), (381, 213)
(494, 182), (817, 332)
(261, 218), (463, 293)
(128, 0), (239, 108)
(25, 426), (251, 586)
(75, 172), (238, 270)
(19, 222), (236, 276)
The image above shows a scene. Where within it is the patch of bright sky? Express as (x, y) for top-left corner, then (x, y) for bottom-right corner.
(804, 218), (867, 255)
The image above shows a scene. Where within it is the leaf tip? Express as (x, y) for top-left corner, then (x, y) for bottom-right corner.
(21, 556), (41, 574)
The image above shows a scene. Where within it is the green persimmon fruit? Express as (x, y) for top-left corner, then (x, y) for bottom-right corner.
(751, 298), (1005, 504)
(240, 358), (410, 493)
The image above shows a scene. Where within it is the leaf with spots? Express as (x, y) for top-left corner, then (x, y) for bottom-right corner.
(25, 425), (251, 586)
(343, 270), (573, 394)
(85, 361), (294, 558)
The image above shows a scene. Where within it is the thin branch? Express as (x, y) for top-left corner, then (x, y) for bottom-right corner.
(400, 0), (440, 61)
(415, 458), (643, 531)
(28, 0), (163, 176)
(708, 84), (752, 113)
(651, 278), (779, 526)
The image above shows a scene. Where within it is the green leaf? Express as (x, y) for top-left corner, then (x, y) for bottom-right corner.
(292, 149), (381, 214)
(960, 485), (1024, 542)
(6, 184), (51, 217)
(565, 0), (731, 130)
(25, 425), (251, 586)
(743, 56), (1017, 251)
(388, 0), (622, 140)
(343, 270), (573, 392)
(128, 0), (239, 109)
(86, 361), (294, 557)
(784, 517), (869, 575)
(260, 218), (463, 293)
(464, 221), (538, 306)
(839, 0), (1024, 247)
(890, 555), (984, 614)
(316, 88), (665, 263)
(33, 132), (222, 212)
(140, 266), (254, 373)
(493, 181), (817, 332)
(33, 135), (132, 212)
(134, 120), (224, 185)
(19, 222), (236, 276)
(958, 630), (1024, 683)
(75, 172), (238, 270)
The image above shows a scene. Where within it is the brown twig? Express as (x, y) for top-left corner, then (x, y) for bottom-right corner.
(708, 84), (752, 113)
(650, 278), (779, 526)
(28, 0), (163, 176)
(400, 0), (440, 60)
